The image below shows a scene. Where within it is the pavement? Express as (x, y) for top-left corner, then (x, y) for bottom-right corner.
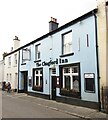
(1, 91), (108, 119)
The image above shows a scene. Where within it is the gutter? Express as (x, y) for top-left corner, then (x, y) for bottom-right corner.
(93, 12), (101, 111)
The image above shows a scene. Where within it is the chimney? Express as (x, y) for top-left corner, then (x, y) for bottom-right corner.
(13, 36), (20, 50)
(49, 17), (59, 32)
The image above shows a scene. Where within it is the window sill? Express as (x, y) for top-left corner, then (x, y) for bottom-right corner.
(85, 90), (95, 93)
(21, 63), (26, 65)
(60, 53), (74, 57)
(34, 60), (41, 63)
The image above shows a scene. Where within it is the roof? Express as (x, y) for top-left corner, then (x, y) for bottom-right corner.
(4, 9), (97, 57)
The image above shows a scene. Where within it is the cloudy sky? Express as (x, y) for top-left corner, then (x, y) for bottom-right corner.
(0, 0), (97, 60)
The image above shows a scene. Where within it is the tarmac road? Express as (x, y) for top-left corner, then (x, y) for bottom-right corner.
(2, 91), (80, 119)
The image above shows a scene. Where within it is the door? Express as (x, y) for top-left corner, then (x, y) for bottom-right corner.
(23, 71), (28, 93)
(52, 76), (56, 100)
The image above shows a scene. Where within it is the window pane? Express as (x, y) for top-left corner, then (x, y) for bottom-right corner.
(72, 66), (78, 73)
(36, 71), (38, 74)
(63, 31), (72, 54)
(40, 70), (42, 74)
(36, 45), (41, 60)
(73, 76), (79, 92)
(64, 68), (70, 73)
(85, 78), (95, 92)
(36, 76), (39, 85)
(63, 32), (71, 44)
(37, 52), (40, 59)
(65, 76), (70, 90)
(40, 76), (43, 86)
(22, 49), (30, 60)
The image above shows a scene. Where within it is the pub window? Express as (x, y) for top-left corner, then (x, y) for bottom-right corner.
(32, 69), (43, 92)
(62, 66), (79, 91)
(35, 44), (41, 60)
(22, 48), (31, 63)
(84, 73), (95, 93)
(61, 64), (80, 98)
(62, 31), (72, 55)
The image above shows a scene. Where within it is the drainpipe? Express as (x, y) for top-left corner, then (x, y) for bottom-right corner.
(18, 50), (20, 93)
(93, 11), (101, 111)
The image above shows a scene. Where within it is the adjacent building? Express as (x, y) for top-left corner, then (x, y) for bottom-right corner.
(4, 36), (20, 91)
(18, 10), (100, 109)
(0, 59), (4, 85)
(97, 0), (108, 111)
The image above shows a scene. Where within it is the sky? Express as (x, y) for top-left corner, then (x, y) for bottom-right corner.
(0, 0), (97, 60)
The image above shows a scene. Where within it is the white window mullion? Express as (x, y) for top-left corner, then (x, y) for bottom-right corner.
(35, 71), (37, 86)
(70, 67), (73, 89)
(63, 76), (65, 88)
(70, 76), (73, 89)
(34, 76), (36, 86)
(63, 68), (65, 88)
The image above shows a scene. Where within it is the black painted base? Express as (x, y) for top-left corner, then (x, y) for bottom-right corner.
(27, 92), (50, 100)
(18, 90), (99, 110)
(18, 90), (24, 93)
(56, 96), (99, 110)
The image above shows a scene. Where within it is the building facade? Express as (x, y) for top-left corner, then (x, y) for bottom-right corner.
(18, 10), (100, 109)
(0, 60), (4, 85)
(4, 36), (20, 91)
(97, 0), (108, 90)
(97, 0), (108, 112)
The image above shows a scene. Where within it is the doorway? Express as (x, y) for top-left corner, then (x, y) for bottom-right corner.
(52, 76), (56, 100)
(22, 71), (28, 93)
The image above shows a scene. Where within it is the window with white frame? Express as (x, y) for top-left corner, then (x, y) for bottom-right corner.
(22, 48), (31, 63)
(62, 66), (79, 92)
(62, 31), (72, 55)
(14, 54), (17, 65)
(8, 56), (11, 66)
(35, 44), (41, 60)
(33, 69), (43, 92)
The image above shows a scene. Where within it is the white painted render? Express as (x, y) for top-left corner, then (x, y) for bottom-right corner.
(4, 51), (19, 90)
(0, 60), (4, 83)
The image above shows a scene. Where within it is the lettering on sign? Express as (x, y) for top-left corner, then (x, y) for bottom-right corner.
(36, 58), (68, 67)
